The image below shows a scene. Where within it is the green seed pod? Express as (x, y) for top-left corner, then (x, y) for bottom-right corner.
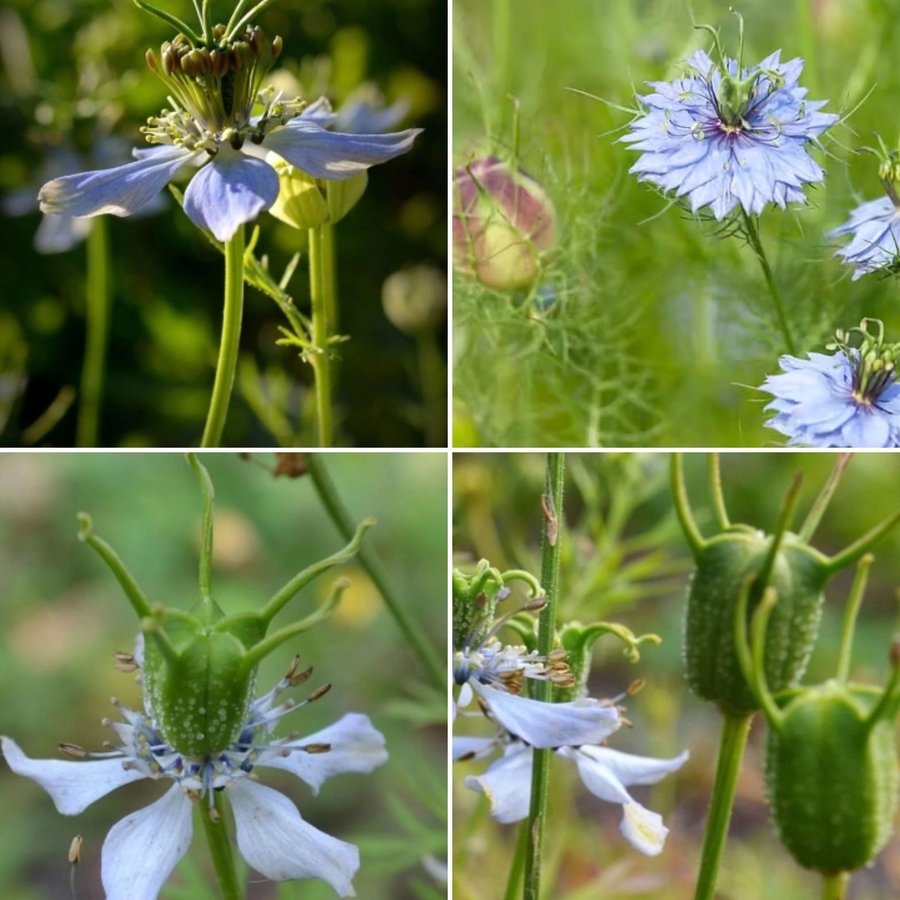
(673, 454), (900, 716)
(736, 564), (900, 877)
(77, 455), (372, 759)
(765, 682), (897, 872)
(684, 529), (830, 715)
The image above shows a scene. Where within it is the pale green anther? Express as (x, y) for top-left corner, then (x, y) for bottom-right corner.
(78, 455), (371, 759)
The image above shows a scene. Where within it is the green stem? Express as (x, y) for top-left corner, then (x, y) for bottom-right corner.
(308, 225), (334, 447)
(523, 452), (566, 900)
(493, 0), (511, 100)
(504, 822), (529, 900)
(821, 871), (849, 900)
(199, 794), (241, 900)
(77, 217), (110, 447)
(304, 454), (445, 689)
(741, 210), (796, 355)
(694, 712), (753, 900)
(201, 227), (245, 447)
(322, 222), (338, 334)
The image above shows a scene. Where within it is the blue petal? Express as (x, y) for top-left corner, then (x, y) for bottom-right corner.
(38, 146), (198, 218)
(183, 148), (279, 241)
(264, 121), (421, 180)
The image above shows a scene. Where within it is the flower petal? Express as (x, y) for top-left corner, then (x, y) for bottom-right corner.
(471, 681), (621, 748)
(1, 736), (145, 815)
(464, 743), (532, 823)
(38, 146), (198, 218)
(230, 779), (359, 896)
(264, 121), (421, 180)
(573, 745), (690, 790)
(452, 736), (497, 761)
(620, 801), (669, 856)
(183, 148), (280, 242)
(101, 785), (193, 900)
(259, 713), (388, 795)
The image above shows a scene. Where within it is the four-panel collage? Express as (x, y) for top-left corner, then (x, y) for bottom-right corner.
(1, 0), (899, 898)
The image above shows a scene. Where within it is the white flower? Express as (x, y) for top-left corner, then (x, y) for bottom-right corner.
(2, 661), (387, 899)
(453, 640), (622, 748)
(454, 735), (688, 856)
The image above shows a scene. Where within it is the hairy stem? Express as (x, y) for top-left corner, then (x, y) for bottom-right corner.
(694, 713), (753, 900)
(523, 452), (566, 900)
(202, 227), (245, 447)
(77, 217), (110, 447)
(741, 210), (796, 355)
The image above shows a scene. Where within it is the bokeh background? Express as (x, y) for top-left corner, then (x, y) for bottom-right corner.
(0, 0), (446, 447)
(453, 452), (900, 899)
(453, 0), (900, 447)
(0, 451), (447, 899)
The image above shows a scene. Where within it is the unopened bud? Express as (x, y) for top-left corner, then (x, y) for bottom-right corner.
(453, 156), (556, 291)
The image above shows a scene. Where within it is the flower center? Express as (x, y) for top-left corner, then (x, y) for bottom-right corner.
(831, 319), (900, 406)
(142, 24), (304, 155)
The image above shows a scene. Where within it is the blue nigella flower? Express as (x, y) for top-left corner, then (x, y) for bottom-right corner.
(759, 319), (900, 447)
(828, 145), (900, 279)
(828, 196), (900, 280)
(621, 43), (838, 219)
(38, 26), (420, 242)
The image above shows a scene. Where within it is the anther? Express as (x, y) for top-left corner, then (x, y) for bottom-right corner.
(627, 678), (646, 696)
(68, 835), (83, 865)
(115, 651), (137, 672)
(272, 36), (283, 59)
(59, 742), (87, 759)
(145, 49), (158, 72)
(308, 683), (332, 702)
(300, 743), (331, 754)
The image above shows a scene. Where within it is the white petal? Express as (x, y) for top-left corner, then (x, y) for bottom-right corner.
(101, 785), (193, 900)
(471, 682), (621, 748)
(1, 736), (145, 815)
(259, 713), (387, 795)
(230, 779), (359, 896)
(452, 736), (497, 761)
(561, 745), (689, 804)
(620, 801), (669, 856)
(464, 744), (532, 823)
(456, 682), (473, 709)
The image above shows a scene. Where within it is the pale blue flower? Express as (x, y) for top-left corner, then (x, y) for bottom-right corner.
(454, 735), (688, 855)
(828, 195), (900, 280)
(760, 336), (900, 447)
(37, 28), (420, 242)
(335, 85), (410, 134)
(453, 640), (621, 748)
(621, 48), (837, 219)
(2, 652), (387, 900)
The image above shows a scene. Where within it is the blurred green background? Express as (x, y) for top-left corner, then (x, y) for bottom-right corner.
(453, 452), (900, 899)
(0, 0), (446, 447)
(0, 451), (447, 899)
(453, 0), (900, 447)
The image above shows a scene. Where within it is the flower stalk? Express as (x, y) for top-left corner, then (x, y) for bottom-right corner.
(694, 712), (753, 900)
(741, 210), (796, 355)
(199, 795), (242, 900)
(308, 225), (334, 446)
(821, 872), (849, 900)
(77, 216), (111, 447)
(523, 452), (565, 900)
(202, 226), (245, 447)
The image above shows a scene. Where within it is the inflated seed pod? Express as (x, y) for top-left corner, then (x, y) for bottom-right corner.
(684, 528), (831, 715)
(765, 682), (898, 872)
(736, 566), (900, 877)
(673, 454), (900, 717)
